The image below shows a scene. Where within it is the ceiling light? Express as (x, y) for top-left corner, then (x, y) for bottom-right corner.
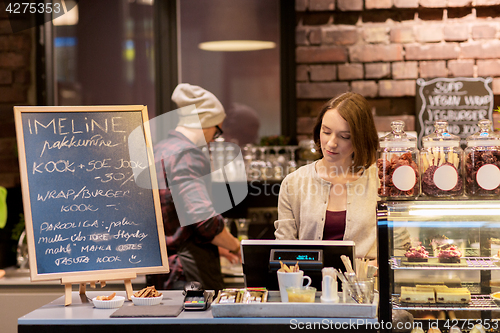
(195, 0), (277, 52)
(198, 40), (276, 52)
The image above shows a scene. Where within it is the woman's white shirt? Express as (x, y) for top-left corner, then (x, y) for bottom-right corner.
(274, 161), (379, 259)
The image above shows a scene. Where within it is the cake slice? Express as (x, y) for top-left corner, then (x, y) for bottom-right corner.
(405, 246), (429, 262)
(400, 286), (435, 303)
(437, 245), (462, 263)
(435, 288), (471, 304)
(416, 284), (449, 292)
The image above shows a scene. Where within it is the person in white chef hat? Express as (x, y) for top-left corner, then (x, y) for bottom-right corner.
(149, 83), (241, 290)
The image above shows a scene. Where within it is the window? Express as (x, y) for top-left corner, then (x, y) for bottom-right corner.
(156, 0), (296, 145)
(41, 0), (296, 140)
(178, 0), (280, 145)
(46, 0), (156, 119)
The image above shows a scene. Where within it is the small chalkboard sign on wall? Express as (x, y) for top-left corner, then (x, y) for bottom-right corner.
(416, 77), (494, 147)
(14, 106), (169, 286)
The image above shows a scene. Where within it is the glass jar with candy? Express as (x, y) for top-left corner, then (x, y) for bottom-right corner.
(420, 120), (463, 198)
(377, 120), (419, 199)
(464, 119), (500, 198)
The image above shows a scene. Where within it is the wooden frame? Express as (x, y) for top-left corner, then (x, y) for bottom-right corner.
(14, 105), (169, 294)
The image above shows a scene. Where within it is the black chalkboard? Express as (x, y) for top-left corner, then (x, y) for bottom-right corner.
(416, 77), (494, 147)
(14, 106), (169, 281)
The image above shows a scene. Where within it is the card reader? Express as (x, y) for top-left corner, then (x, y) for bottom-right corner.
(183, 290), (210, 311)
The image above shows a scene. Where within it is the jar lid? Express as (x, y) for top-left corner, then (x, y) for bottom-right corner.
(379, 120), (417, 148)
(466, 119), (500, 147)
(422, 120), (460, 148)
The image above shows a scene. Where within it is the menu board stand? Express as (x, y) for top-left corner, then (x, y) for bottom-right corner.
(14, 105), (169, 305)
(61, 273), (137, 305)
(416, 77), (494, 147)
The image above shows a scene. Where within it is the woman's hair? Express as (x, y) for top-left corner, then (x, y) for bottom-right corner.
(313, 92), (379, 170)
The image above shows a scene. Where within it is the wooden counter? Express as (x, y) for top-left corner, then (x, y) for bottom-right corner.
(18, 290), (379, 333)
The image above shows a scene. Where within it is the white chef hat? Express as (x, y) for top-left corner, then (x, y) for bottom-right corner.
(172, 83), (226, 129)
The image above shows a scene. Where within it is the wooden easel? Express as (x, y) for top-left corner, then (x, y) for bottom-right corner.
(61, 273), (137, 306)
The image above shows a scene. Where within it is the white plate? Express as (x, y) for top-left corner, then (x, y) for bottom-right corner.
(131, 295), (163, 306)
(92, 296), (125, 309)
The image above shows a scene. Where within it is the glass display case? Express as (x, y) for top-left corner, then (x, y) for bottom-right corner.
(378, 200), (500, 332)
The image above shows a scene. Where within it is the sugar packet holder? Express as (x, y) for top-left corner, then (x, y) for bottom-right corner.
(215, 288), (268, 304)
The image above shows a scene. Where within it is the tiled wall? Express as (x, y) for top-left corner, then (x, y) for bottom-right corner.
(295, 0), (500, 141)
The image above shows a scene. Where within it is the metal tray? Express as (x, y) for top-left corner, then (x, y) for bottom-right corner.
(211, 291), (378, 318)
(401, 257), (467, 267)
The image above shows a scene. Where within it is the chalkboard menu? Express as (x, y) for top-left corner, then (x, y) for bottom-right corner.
(416, 77), (494, 147)
(14, 106), (169, 282)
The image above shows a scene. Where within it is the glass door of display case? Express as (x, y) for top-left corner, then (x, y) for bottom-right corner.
(378, 200), (500, 332)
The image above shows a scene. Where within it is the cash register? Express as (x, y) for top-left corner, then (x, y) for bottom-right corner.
(241, 240), (355, 290)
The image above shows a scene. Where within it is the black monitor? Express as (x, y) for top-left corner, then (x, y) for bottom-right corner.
(241, 240), (355, 291)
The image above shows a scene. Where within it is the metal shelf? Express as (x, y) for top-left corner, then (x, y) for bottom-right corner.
(461, 282), (482, 294)
(391, 257), (500, 270)
(392, 294), (499, 311)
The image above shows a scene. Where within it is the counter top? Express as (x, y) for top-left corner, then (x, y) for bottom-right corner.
(18, 290), (379, 333)
(0, 266), (147, 289)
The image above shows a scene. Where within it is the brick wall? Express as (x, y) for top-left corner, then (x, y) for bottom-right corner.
(295, 0), (500, 140)
(4, 2), (500, 185)
(0, 2), (33, 188)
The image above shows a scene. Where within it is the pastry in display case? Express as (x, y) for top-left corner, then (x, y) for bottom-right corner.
(378, 200), (500, 332)
(405, 246), (430, 262)
(437, 246), (463, 264)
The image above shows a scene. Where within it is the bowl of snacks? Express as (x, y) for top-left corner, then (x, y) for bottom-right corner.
(131, 286), (163, 306)
(92, 293), (125, 309)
